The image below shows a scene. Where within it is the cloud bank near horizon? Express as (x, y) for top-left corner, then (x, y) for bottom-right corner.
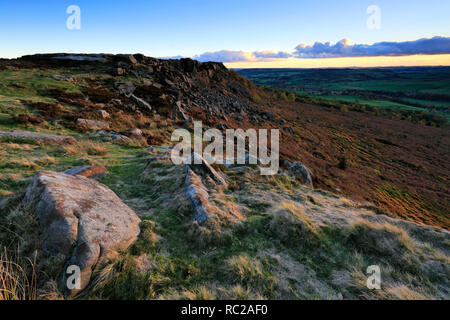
(177, 37), (450, 63)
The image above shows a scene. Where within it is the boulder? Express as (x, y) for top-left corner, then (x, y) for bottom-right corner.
(22, 171), (140, 298)
(191, 152), (228, 188)
(76, 119), (110, 131)
(130, 94), (152, 111)
(230, 166), (251, 172)
(283, 126), (295, 134)
(173, 103), (189, 121)
(89, 130), (133, 144)
(114, 81), (136, 97)
(113, 54), (138, 65)
(288, 161), (313, 188)
(0, 130), (76, 145)
(185, 166), (211, 225)
(116, 67), (125, 76)
(51, 74), (75, 82)
(180, 58), (196, 73)
(63, 165), (108, 180)
(126, 128), (143, 137)
(96, 110), (110, 119)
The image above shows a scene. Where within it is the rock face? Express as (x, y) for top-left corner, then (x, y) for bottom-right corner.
(0, 130), (76, 145)
(22, 171), (141, 298)
(63, 165), (108, 180)
(76, 119), (110, 131)
(288, 161), (313, 188)
(184, 166), (211, 225)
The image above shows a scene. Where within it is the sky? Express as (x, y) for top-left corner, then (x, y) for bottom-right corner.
(0, 0), (449, 68)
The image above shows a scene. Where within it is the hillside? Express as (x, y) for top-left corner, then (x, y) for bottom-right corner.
(0, 54), (449, 300)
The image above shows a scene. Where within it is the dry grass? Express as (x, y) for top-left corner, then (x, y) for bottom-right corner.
(80, 140), (108, 156)
(34, 155), (56, 166)
(0, 247), (37, 300)
(3, 143), (33, 151)
(162, 285), (217, 300)
(225, 254), (278, 298)
(281, 201), (314, 228)
(58, 143), (82, 156)
(345, 219), (416, 259)
(6, 158), (40, 170)
(3, 155), (56, 170)
(221, 285), (265, 300)
(268, 201), (320, 247)
(228, 255), (265, 284)
(387, 285), (429, 300)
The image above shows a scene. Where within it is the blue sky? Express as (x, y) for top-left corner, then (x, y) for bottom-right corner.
(0, 0), (449, 63)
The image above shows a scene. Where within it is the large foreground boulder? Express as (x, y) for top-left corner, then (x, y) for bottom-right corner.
(22, 171), (141, 298)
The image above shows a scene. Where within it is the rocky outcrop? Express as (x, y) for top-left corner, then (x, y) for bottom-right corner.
(288, 161), (314, 188)
(114, 81), (136, 97)
(76, 118), (110, 131)
(184, 166), (211, 225)
(0, 130), (76, 145)
(22, 171), (141, 298)
(130, 94), (152, 111)
(89, 130), (133, 144)
(191, 152), (228, 188)
(63, 165), (108, 180)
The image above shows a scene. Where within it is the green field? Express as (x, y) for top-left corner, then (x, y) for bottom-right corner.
(237, 67), (450, 120)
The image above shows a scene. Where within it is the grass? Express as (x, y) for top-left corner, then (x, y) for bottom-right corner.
(1, 144), (448, 300)
(80, 140), (109, 156)
(0, 247), (37, 300)
(0, 64), (448, 300)
(238, 67), (450, 123)
(0, 69), (82, 100)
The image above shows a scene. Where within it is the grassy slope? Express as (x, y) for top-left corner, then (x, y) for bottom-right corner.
(0, 65), (449, 300)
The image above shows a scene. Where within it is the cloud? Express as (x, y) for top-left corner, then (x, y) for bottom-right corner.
(293, 36), (450, 58)
(188, 37), (450, 63)
(194, 50), (291, 63)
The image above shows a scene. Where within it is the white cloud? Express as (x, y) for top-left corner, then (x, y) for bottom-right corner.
(293, 37), (450, 58)
(188, 37), (450, 63)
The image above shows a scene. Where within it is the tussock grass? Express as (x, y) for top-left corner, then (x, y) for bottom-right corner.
(386, 285), (429, 300)
(0, 247), (37, 300)
(3, 143), (33, 151)
(162, 285), (217, 300)
(226, 254), (277, 297)
(221, 285), (265, 300)
(4, 158), (40, 170)
(344, 219), (418, 265)
(268, 201), (320, 248)
(79, 140), (108, 156)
